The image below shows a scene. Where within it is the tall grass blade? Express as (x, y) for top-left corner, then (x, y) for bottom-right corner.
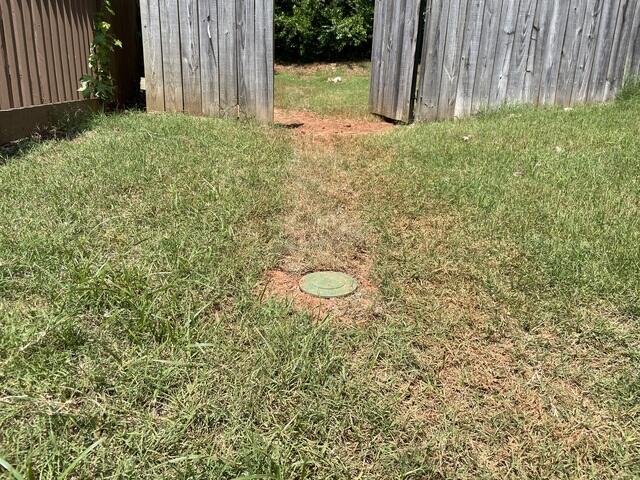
(58, 438), (104, 480)
(0, 457), (24, 480)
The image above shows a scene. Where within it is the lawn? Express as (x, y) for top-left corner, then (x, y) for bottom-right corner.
(274, 62), (373, 119)
(0, 71), (639, 479)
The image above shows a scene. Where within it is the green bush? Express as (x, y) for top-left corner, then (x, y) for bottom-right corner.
(275, 0), (375, 61)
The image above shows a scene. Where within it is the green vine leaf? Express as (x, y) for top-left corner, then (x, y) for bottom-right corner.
(80, 0), (122, 103)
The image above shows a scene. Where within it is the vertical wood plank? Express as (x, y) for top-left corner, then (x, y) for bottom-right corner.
(0, 0), (12, 108)
(254, 0), (273, 122)
(507, 0), (537, 102)
(437, 0), (468, 118)
(470, 0), (503, 113)
(588, 0), (621, 101)
(416, 0), (449, 121)
(374, 0), (394, 116)
(30, 0), (52, 104)
(179, 0), (201, 113)
(380, 0), (402, 119)
(489, 0), (521, 107)
(141, 0), (165, 111)
(7, 0), (32, 105)
(605, 0), (634, 99)
(395, 0), (422, 121)
(159, 0), (184, 111)
(71, 0), (89, 100)
(623, 0), (640, 77)
(21, 0), (43, 104)
(56, 0), (75, 101)
(38, 0), (59, 103)
(455, 0), (485, 117)
(538, 1), (571, 105)
(236, 0), (255, 118)
(62, 0), (81, 100)
(556, 0), (588, 105)
(525, 0), (551, 104)
(370, 0), (421, 122)
(571, 0), (602, 104)
(198, 0), (220, 116)
(218, 0), (238, 115)
(48, 0), (67, 103)
(75, 0), (91, 84)
(369, 0), (385, 112)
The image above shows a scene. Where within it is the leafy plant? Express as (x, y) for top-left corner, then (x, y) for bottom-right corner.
(79, 0), (122, 102)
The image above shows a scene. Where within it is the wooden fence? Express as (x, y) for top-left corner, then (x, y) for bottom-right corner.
(370, 0), (424, 123)
(140, 0), (274, 122)
(371, 0), (640, 122)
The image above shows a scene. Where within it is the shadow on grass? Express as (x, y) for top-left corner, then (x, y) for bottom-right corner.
(0, 110), (106, 165)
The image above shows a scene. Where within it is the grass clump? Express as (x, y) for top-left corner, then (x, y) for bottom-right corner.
(617, 77), (640, 102)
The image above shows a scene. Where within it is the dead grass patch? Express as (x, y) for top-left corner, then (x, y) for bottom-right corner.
(259, 111), (395, 323)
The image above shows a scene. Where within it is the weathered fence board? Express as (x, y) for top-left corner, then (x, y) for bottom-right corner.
(197, 0), (220, 116)
(369, 0), (423, 123)
(438, 0), (468, 118)
(606, 0), (637, 99)
(416, 0), (450, 121)
(469, 0), (502, 112)
(489, 0), (521, 106)
(589, 0), (622, 102)
(140, 0), (273, 122)
(179, 0), (201, 114)
(556, 0), (588, 106)
(624, 0), (640, 77)
(507, 0), (537, 103)
(454, 0), (486, 118)
(387, 0), (640, 123)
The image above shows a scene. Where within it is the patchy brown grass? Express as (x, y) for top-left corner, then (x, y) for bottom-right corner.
(260, 112), (394, 324)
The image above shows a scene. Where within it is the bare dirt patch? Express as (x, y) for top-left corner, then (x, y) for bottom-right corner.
(275, 108), (393, 139)
(260, 265), (380, 325)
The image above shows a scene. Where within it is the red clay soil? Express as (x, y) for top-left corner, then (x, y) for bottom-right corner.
(259, 268), (380, 325)
(274, 109), (394, 138)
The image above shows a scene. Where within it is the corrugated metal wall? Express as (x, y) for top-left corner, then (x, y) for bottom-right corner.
(0, 0), (97, 111)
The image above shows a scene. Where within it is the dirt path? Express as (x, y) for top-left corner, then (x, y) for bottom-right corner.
(260, 109), (394, 323)
(274, 108), (393, 139)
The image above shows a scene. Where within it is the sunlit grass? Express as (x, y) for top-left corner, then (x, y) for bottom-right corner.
(274, 62), (373, 119)
(1, 78), (639, 479)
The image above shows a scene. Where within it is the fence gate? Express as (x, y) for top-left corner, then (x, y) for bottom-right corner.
(140, 0), (273, 122)
(369, 0), (424, 123)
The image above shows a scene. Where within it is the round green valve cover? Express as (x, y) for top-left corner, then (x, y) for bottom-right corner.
(299, 271), (358, 299)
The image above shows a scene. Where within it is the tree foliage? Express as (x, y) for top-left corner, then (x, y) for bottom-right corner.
(275, 0), (375, 61)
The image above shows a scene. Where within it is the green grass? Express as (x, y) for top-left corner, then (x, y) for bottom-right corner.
(1, 75), (639, 479)
(348, 95), (640, 478)
(274, 62), (372, 119)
